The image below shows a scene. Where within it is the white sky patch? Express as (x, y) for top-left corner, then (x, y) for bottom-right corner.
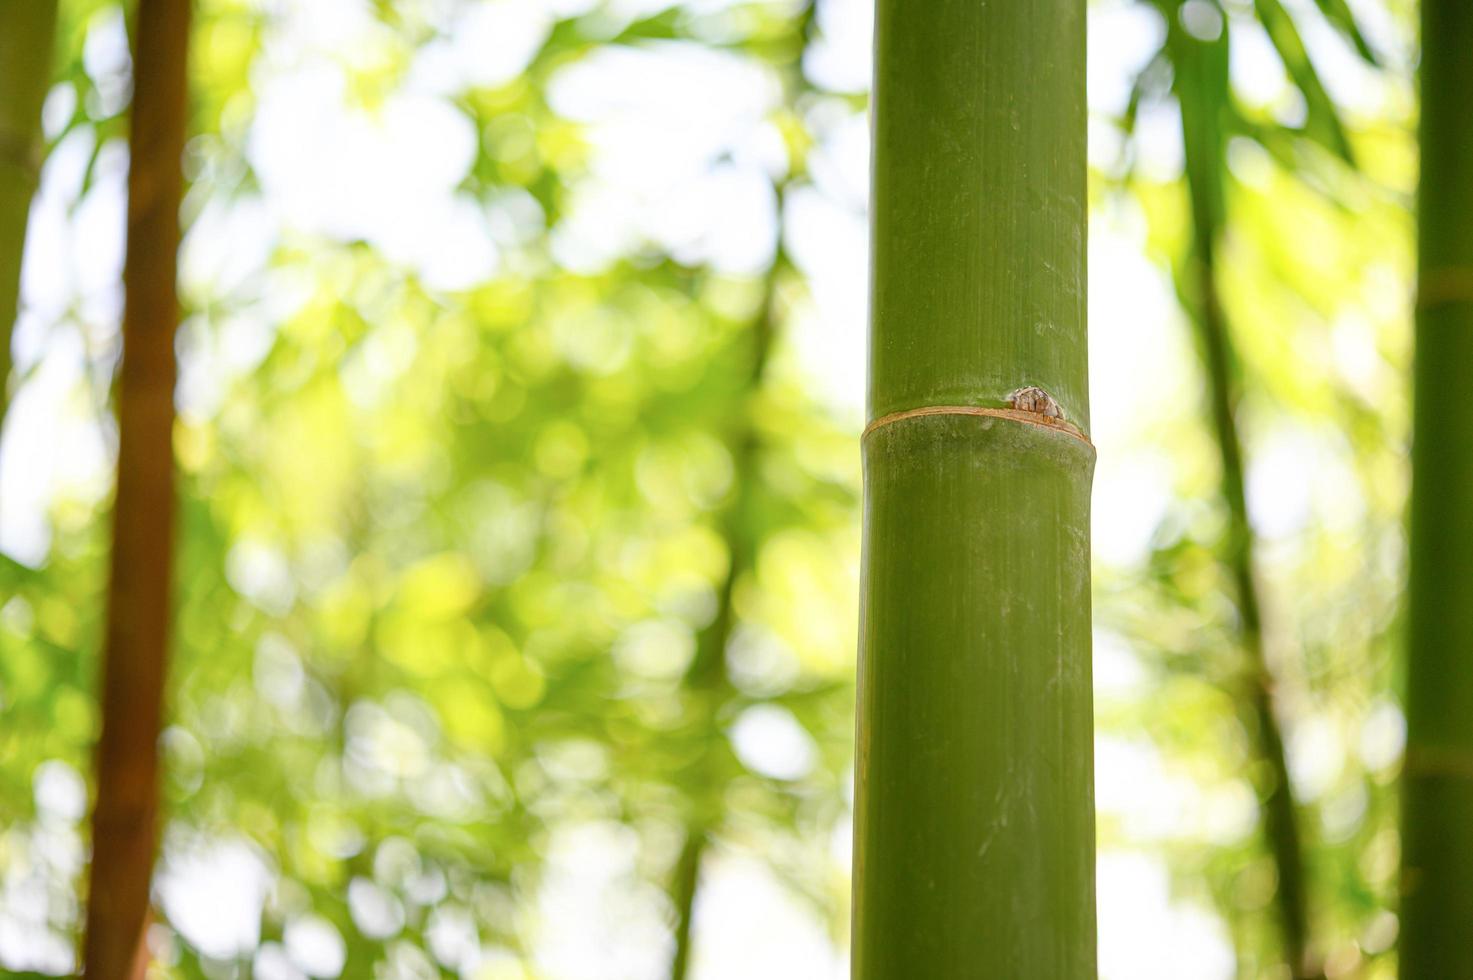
(407, 0), (555, 95)
(1357, 697), (1404, 773)
(1287, 712), (1347, 802)
(805, 0), (872, 94)
(1088, 2), (1165, 117)
(784, 185), (866, 421)
(1095, 735), (1186, 841)
(684, 851), (845, 980)
(0, 326), (111, 565)
(158, 836), (272, 961)
(33, 760), (88, 824)
(254, 942), (308, 980)
(20, 123), (125, 334)
(1230, 18), (1297, 112)
(728, 703), (817, 781)
(805, 105), (868, 211)
(1098, 851), (1236, 980)
(1283, 0), (1395, 114)
(0, 759), (87, 974)
(249, 63), (495, 289)
(1092, 451), (1175, 568)
(533, 822), (669, 980)
(1088, 213), (1191, 567)
(181, 195), (278, 307)
(651, 162), (779, 274)
(1246, 427), (1319, 540)
(1094, 629), (1149, 701)
(82, 7), (133, 118)
(547, 41), (784, 275)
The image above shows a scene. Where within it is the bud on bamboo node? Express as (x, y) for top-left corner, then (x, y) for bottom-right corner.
(1007, 386), (1064, 419)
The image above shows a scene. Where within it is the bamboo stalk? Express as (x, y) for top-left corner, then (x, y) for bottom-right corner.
(1401, 2), (1473, 976)
(1172, 26), (1317, 973)
(0, 0), (58, 429)
(665, 12), (813, 976)
(1168, 19), (1327, 974)
(667, 234), (788, 980)
(82, 0), (191, 974)
(1184, 225), (1316, 980)
(851, 0), (1095, 975)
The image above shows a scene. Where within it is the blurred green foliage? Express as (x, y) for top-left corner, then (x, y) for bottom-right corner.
(0, 0), (1422, 977)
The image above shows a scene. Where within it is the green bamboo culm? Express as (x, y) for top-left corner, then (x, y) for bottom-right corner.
(0, 0), (59, 427)
(851, 0), (1095, 975)
(1401, 2), (1473, 976)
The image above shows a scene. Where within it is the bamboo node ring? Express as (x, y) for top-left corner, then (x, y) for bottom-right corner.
(1418, 266), (1473, 310)
(863, 387), (1092, 447)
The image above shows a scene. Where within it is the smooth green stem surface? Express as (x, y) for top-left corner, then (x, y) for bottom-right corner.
(0, 0), (59, 429)
(1401, 3), (1473, 976)
(853, 0), (1094, 975)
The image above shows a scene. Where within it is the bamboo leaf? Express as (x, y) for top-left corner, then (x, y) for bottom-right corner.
(1253, 0), (1356, 165)
(1169, 12), (1231, 244)
(1311, 0), (1381, 66)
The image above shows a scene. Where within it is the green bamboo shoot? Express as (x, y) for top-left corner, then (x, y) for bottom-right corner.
(83, 0), (191, 974)
(1401, 2), (1473, 975)
(851, 0), (1094, 975)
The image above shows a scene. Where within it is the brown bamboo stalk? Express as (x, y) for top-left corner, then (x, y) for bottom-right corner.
(83, 0), (191, 974)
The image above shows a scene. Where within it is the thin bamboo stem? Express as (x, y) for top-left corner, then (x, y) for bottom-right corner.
(82, 0), (191, 974)
(667, 234), (788, 980)
(1173, 25), (1318, 974)
(1191, 245), (1316, 978)
(0, 0), (58, 432)
(665, 11), (813, 976)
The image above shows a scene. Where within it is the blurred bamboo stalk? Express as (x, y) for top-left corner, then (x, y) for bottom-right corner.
(0, 0), (58, 433)
(1172, 19), (1318, 978)
(83, 0), (191, 974)
(852, 0), (1095, 975)
(1401, 2), (1473, 976)
(665, 10), (812, 977)
(668, 220), (790, 980)
(1182, 203), (1316, 980)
